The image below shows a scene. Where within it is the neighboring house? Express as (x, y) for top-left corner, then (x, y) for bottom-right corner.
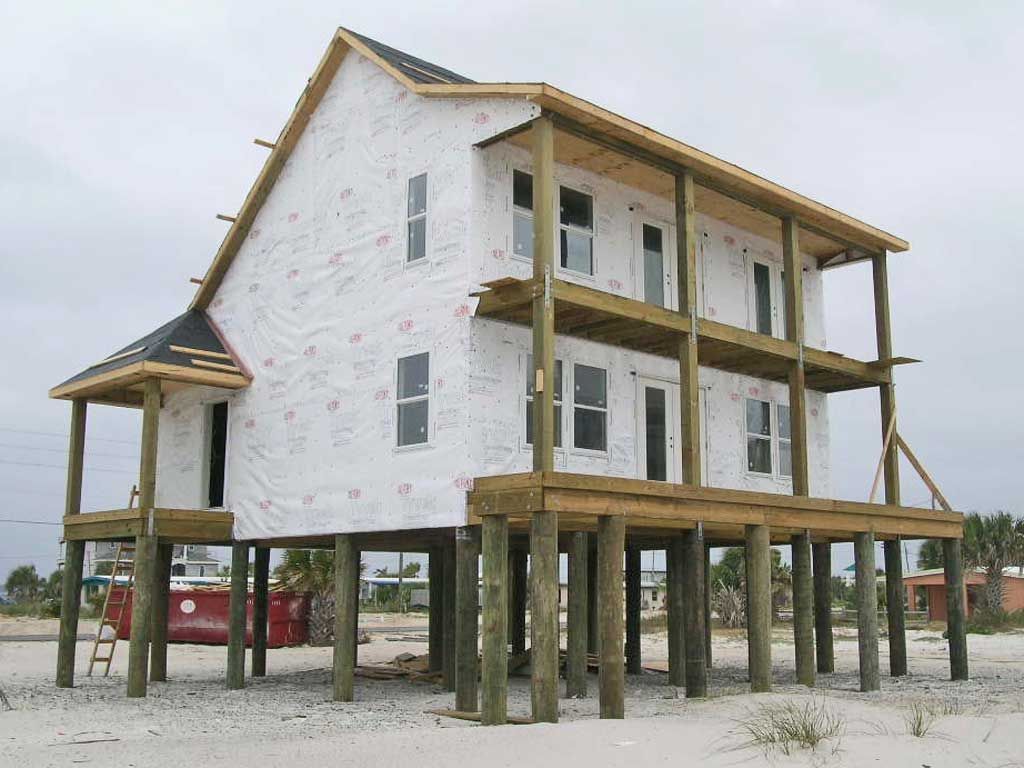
(559, 577), (665, 611)
(90, 542), (220, 578)
(905, 567), (1024, 621)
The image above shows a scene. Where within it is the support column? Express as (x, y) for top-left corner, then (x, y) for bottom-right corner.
(666, 535), (685, 687)
(682, 526), (707, 697)
(455, 525), (481, 712)
(745, 524), (772, 693)
(884, 538), (907, 677)
(442, 536), (457, 691)
(586, 540), (599, 655)
(509, 547), (528, 654)
(226, 541), (249, 690)
(428, 548), (444, 673)
(481, 515), (509, 726)
(530, 115), (556, 475)
(674, 171), (701, 488)
(812, 541), (835, 673)
(149, 541), (172, 682)
(566, 531), (588, 698)
(782, 217), (809, 497)
(854, 531), (880, 692)
(332, 534), (358, 701)
(943, 538), (969, 681)
(251, 546), (270, 677)
(625, 543), (642, 675)
(127, 378), (160, 698)
(791, 532), (815, 687)
(56, 398), (87, 689)
(530, 511), (559, 723)
(597, 515), (625, 719)
(704, 542), (712, 669)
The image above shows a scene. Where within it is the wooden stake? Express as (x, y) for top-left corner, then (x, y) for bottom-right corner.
(332, 534), (358, 701)
(854, 531), (880, 692)
(942, 538), (969, 681)
(682, 527), (707, 697)
(597, 515), (625, 718)
(481, 514), (509, 725)
(791, 532), (815, 687)
(745, 524), (772, 693)
(226, 542), (249, 690)
(251, 547), (270, 677)
(530, 510), (559, 723)
(56, 399), (87, 689)
(126, 534), (156, 698)
(625, 543), (642, 675)
(812, 542), (835, 673)
(566, 531), (588, 698)
(149, 541), (172, 682)
(455, 526), (481, 712)
(666, 534), (685, 687)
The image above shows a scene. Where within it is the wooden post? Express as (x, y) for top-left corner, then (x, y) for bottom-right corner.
(481, 515), (509, 725)
(782, 217), (809, 497)
(791, 532), (815, 687)
(56, 398), (87, 689)
(530, 510), (559, 723)
(566, 531), (588, 698)
(586, 539), (599, 654)
(872, 251), (907, 677)
(455, 526), (481, 712)
(126, 534), (156, 698)
(854, 531), (880, 692)
(682, 527), (707, 697)
(149, 541), (172, 682)
(531, 115), (556, 474)
(428, 548), (444, 673)
(812, 541), (834, 673)
(704, 542), (712, 669)
(597, 515), (625, 719)
(251, 546), (270, 677)
(332, 534), (358, 701)
(443, 536), (457, 692)
(625, 543), (642, 675)
(509, 547), (528, 654)
(666, 535), (685, 686)
(943, 538), (969, 681)
(745, 524), (772, 693)
(226, 542), (249, 690)
(127, 379), (160, 698)
(351, 546), (361, 668)
(675, 171), (701, 487)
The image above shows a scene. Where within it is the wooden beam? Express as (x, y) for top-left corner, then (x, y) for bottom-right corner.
(56, 399), (87, 688)
(597, 515), (625, 719)
(896, 434), (953, 511)
(531, 116), (556, 473)
(745, 524), (772, 692)
(682, 526), (707, 697)
(149, 541), (173, 682)
(253, 138), (276, 149)
(884, 538), (907, 677)
(943, 538), (969, 681)
(666, 535), (685, 687)
(791, 532), (814, 687)
(676, 171), (701, 486)
(251, 547), (270, 677)
(216, 214), (237, 223)
(442, 537), (456, 691)
(565, 531), (588, 698)
(625, 543), (642, 675)
(530, 510), (559, 723)
(126, 533), (156, 697)
(854, 531), (880, 692)
(455, 526), (481, 712)
(332, 534), (358, 701)
(139, 378), (160, 511)
(812, 542), (835, 673)
(481, 515), (509, 725)
(428, 548), (443, 673)
(873, 252), (901, 506)
(226, 542), (249, 690)
(169, 345), (234, 361)
(782, 217), (809, 497)
(869, 406), (897, 505)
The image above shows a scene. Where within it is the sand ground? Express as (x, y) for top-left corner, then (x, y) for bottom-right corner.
(1, 615), (1023, 767)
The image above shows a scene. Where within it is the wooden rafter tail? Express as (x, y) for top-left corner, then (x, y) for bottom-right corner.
(253, 138), (276, 149)
(868, 405), (897, 504)
(216, 214), (237, 223)
(896, 433), (953, 512)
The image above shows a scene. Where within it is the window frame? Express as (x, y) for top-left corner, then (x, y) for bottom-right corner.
(395, 351), (432, 450)
(510, 167), (534, 264)
(558, 183), (596, 277)
(201, 398), (231, 510)
(521, 353), (565, 451)
(634, 217), (677, 310)
(405, 172), (428, 266)
(746, 253), (785, 339)
(777, 403), (792, 479)
(570, 360), (609, 455)
(744, 396), (774, 477)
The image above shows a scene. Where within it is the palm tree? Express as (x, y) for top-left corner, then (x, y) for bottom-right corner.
(916, 539), (944, 570)
(4, 564), (44, 603)
(274, 549), (365, 645)
(961, 512), (1022, 616)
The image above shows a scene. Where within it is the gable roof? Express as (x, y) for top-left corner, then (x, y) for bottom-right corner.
(190, 26), (910, 310)
(50, 309), (249, 404)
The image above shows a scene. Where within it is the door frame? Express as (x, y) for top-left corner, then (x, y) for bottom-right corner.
(633, 216), (678, 311)
(635, 374), (679, 483)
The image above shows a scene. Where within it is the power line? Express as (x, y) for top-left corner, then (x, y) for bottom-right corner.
(0, 517), (62, 526)
(0, 427), (136, 445)
(0, 459), (135, 474)
(0, 442), (137, 460)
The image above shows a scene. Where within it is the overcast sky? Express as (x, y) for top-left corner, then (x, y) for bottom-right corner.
(1, 2), (1021, 582)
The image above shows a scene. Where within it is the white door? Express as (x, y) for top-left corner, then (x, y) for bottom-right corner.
(636, 377), (678, 482)
(635, 220), (676, 310)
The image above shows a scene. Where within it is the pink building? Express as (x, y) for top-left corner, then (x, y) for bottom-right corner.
(905, 567), (1024, 621)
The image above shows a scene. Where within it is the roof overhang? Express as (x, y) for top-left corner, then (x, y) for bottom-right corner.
(49, 360), (250, 407)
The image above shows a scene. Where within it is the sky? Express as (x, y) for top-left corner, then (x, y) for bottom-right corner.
(1, 1), (1021, 583)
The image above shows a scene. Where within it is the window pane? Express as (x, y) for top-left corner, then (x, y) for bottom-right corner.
(574, 364), (606, 408)
(513, 170), (533, 211)
(778, 404), (791, 440)
(398, 400), (429, 446)
(642, 223), (663, 253)
(526, 401), (562, 447)
(397, 353), (429, 399)
(559, 187), (592, 229)
(644, 386), (667, 481)
(643, 240), (664, 307)
(745, 399), (771, 437)
(560, 229), (593, 274)
(779, 440), (792, 477)
(753, 262), (772, 334)
(525, 357), (562, 401)
(513, 212), (533, 259)
(407, 217), (426, 262)
(574, 407), (607, 452)
(408, 173), (427, 217)
(747, 436), (772, 473)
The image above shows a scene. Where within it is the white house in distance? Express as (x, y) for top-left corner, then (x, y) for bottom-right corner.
(51, 27), (967, 722)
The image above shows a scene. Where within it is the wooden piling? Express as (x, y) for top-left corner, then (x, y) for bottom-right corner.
(226, 542), (249, 690)
(943, 538), (969, 681)
(625, 543), (642, 675)
(428, 548), (444, 673)
(126, 534), (156, 698)
(791, 532), (815, 687)
(530, 510), (559, 723)
(666, 534), (685, 686)
(566, 531), (588, 698)
(704, 542), (712, 669)
(682, 527), (707, 697)
(443, 537), (457, 692)
(586, 539), (599, 654)
(883, 538), (907, 677)
(251, 547), (270, 677)
(509, 547), (528, 654)
(56, 398), (87, 689)
(455, 526), (481, 712)
(332, 533), (358, 701)
(598, 516), (625, 718)
(745, 524), (772, 693)
(149, 541), (173, 682)
(812, 541), (834, 673)
(854, 531), (880, 692)
(481, 514), (509, 726)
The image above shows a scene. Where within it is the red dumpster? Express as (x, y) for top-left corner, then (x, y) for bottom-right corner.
(113, 589), (309, 647)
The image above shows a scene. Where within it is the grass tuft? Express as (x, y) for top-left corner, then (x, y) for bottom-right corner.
(904, 702), (937, 738)
(735, 698), (845, 756)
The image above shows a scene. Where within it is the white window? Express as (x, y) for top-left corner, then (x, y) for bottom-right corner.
(525, 354), (563, 447)
(745, 398), (773, 474)
(559, 186), (594, 275)
(512, 170), (533, 261)
(777, 404), (792, 478)
(396, 352), (429, 446)
(572, 363), (607, 451)
(407, 173), (427, 263)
